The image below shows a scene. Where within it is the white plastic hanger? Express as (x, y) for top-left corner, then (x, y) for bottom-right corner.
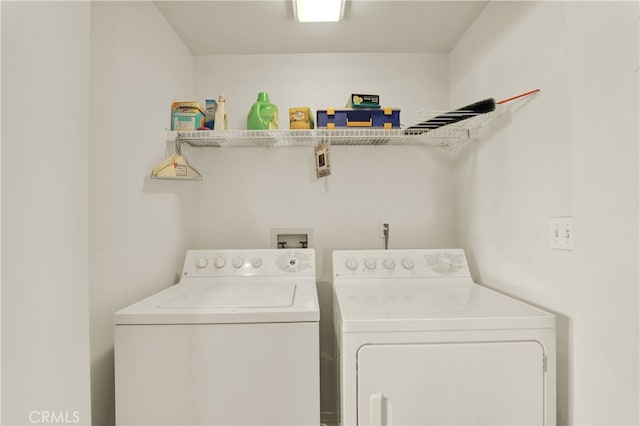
(151, 138), (203, 181)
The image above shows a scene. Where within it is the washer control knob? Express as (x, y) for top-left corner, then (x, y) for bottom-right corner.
(232, 257), (245, 269)
(213, 257), (226, 269)
(195, 257), (208, 269)
(365, 259), (377, 270)
(345, 258), (358, 271)
(383, 258), (396, 270)
(401, 257), (414, 270)
(251, 258), (263, 268)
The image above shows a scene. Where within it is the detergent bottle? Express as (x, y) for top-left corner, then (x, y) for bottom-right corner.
(214, 93), (228, 130)
(247, 92), (278, 130)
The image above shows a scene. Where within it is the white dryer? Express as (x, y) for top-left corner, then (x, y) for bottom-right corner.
(333, 249), (556, 426)
(114, 249), (320, 426)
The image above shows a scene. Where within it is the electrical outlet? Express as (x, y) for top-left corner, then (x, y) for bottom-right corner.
(550, 217), (573, 251)
(379, 218), (392, 238)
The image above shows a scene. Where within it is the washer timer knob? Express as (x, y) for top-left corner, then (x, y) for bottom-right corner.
(345, 258), (358, 271)
(383, 258), (396, 270)
(401, 257), (414, 270)
(195, 257), (209, 269)
(232, 257), (245, 269)
(365, 259), (377, 270)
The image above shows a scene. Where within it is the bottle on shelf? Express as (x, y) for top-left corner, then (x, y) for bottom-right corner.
(214, 93), (228, 130)
(247, 92), (278, 130)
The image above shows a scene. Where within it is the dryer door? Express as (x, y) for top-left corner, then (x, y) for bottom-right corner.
(357, 341), (546, 425)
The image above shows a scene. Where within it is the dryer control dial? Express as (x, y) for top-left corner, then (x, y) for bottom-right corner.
(401, 257), (414, 270)
(251, 258), (263, 268)
(232, 257), (245, 269)
(213, 257), (226, 269)
(345, 258), (358, 271)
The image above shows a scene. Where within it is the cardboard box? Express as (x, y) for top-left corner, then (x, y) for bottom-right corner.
(317, 108), (400, 129)
(171, 102), (205, 130)
(346, 93), (380, 108)
(205, 99), (218, 130)
(289, 107), (314, 129)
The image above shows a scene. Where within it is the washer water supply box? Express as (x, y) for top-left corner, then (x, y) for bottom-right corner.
(317, 108), (400, 129)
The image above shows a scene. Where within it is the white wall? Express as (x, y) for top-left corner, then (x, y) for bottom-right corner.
(450, 1), (639, 424)
(192, 52), (454, 423)
(0, 1), (3, 420)
(89, 2), (195, 425)
(2, 2), (92, 424)
(565, 2), (639, 424)
(193, 53), (453, 279)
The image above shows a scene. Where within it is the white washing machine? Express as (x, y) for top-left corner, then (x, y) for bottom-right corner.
(333, 249), (556, 426)
(114, 249), (320, 426)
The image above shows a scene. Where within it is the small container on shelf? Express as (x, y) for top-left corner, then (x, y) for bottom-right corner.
(316, 107), (400, 129)
(204, 99), (217, 129)
(345, 93), (380, 109)
(289, 107), (314, 130)
(171, 102), (205, 130)
(214, 93), (228, 130)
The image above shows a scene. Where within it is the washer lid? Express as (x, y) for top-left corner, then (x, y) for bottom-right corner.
(335, 281), (554, 332)
(114, 279), (318, 325)
(158, 282), (296, 309)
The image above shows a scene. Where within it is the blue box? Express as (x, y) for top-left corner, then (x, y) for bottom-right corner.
(317, 108), (400, 129)
(205, 99), (218, 130)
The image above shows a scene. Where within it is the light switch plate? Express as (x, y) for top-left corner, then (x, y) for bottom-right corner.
(550, 217), (573, 250)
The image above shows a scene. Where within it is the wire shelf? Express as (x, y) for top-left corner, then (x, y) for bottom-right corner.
(155, 91), (540, 182)
(166, 89), (542, 150)
(172, 125), (480, 149)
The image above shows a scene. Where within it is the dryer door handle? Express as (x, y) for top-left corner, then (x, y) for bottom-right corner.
(369, 393), (388, 426)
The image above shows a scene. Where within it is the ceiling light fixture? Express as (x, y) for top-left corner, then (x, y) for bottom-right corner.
(293, 0), (345, 23)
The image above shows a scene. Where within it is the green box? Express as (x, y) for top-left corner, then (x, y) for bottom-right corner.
(346, 93), (380, 109)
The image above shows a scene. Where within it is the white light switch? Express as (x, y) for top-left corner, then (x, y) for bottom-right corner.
(550, 217), (573, 251)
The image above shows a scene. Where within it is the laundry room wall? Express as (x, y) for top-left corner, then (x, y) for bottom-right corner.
(564, 3), (638, 424)
(88, 2), (195, 425)
(1, 4), (4, 423)
(191, 52), (454, 424)
(450, 1), (639, 424)
(191, 52), (454, 279)
(2, 1), (92, 425)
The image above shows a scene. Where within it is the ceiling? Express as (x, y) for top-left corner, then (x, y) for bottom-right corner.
(153, 1), (488, 55)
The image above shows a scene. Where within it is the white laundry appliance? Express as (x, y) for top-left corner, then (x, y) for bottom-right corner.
(333, 249), (556, 426)
(114, 249), (320, 426)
